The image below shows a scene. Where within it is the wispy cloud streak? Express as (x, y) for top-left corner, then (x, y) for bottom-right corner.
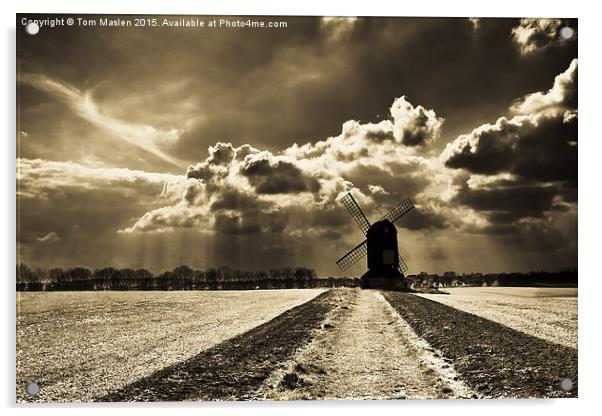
(20, 74), (183, 167)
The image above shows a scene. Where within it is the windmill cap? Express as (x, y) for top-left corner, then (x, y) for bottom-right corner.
(368, 219), (397, 234)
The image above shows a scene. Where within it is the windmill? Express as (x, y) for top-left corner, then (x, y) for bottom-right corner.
(336, 192), (414, 290)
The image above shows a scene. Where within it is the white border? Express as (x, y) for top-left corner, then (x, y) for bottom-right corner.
(3, 1), (600, 415)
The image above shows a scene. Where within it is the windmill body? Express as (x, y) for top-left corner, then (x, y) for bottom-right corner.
(336, 193), (414, 290)
(367, 219), (399, 274)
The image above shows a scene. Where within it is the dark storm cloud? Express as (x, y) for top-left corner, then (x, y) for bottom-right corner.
(213, 214), (260, 235)
(182, 184), (202, 205)
(440, 59), (577, 260)
(480, 220), (575, 252)
(443, 111), (577, 184)
(185, 142), (260, 197)
(209, 188), (265, 212)
(208, 188), (290, 235)
(443, 60), (577, 187)
(364, 128), (394, 142)
(454, 182), (559, 223)
(208, 187), (288, 234)
(340, 163), (429, 203)
(240, 155), (321, 195)
(213, 214), (257, 235)
(398, 208), (448, 231)
(306, 206), (350, 228)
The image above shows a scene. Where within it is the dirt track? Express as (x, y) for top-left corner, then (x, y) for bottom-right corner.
(255, 289), (473, 400)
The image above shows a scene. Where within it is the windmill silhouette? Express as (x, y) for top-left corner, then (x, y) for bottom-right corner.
(336, 192), (414, 290)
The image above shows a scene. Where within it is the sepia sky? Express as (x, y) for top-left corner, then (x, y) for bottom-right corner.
(17, 15), (578, 275)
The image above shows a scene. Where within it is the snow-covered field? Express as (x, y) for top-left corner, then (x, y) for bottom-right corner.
(16, 289), (325, 402)
(417, 287), (577, 349)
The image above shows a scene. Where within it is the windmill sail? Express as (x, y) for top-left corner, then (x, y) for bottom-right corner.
(341, 193), (371, 235)
(380, 198), (414, 224)
(397, 253), (409, 274)
(336, 239), (368, 271)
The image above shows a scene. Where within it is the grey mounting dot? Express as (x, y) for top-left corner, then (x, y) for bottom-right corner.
(560, 27), (574, 40)
(25, 22), (40, 36)
(26, 381), (40, 396)
(560, 378), (573, 391)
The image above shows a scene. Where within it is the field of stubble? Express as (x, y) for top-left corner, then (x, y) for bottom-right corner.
(417, 287), (578, 349)
(16, 287), (577, 402)
(16, 289), (325, 402)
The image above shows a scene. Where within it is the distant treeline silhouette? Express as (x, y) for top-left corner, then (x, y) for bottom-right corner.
(16, 264), (576, 291)
(407, 270), (577, 288)
(16, 264), (360, 291)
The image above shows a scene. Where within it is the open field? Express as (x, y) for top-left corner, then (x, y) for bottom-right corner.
(417, 287), (577, 349)
(16, 287), (577, 402)
(16, 289), (325, 402)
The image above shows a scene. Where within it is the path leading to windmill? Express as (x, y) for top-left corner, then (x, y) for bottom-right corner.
(21, 287), (574, 402)
(255, 289), (474, 400)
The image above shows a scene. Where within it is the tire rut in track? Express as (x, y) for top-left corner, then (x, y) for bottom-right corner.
(96, 289), (342, 402)
(383, 292), (577, 398)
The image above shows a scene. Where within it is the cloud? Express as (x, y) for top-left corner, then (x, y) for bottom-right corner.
(240, 153), (321, 195)
(296, 95), (443, 150)
(510, 59), (577, 114)
(454, 180), (559, 223)
(36, 232), (60, 243)
(123, 94), (448, 238)
(287, 94), (444, 152)
(442, 111), (577, 183)
(469, 18), (480, 31)
(19, 74), (183, 167)
(390, 96), (444, 146)
(119, 204), (210, 233)
(320, 17), (358, 41)
(442, 60), (577, 185)
(440, 60), (577, 248)
(17, 158), (183, 200)
(511, 18), (570, 55)
(17, 158), (184, 242)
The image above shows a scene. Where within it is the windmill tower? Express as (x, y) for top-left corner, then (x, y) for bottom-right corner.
(336, 192), (414, 290)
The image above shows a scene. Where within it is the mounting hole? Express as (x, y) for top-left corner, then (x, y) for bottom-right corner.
(560, 27), (574, 39)
(560, 378), (573, 391)
(26, 381), (40, 396)
(25, 22), (40, 36)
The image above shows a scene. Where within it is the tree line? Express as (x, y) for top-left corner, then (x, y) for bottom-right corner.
(407, 270), (578, 288)
(16, 263), (360, 291)
(16, 263), (576, 291)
